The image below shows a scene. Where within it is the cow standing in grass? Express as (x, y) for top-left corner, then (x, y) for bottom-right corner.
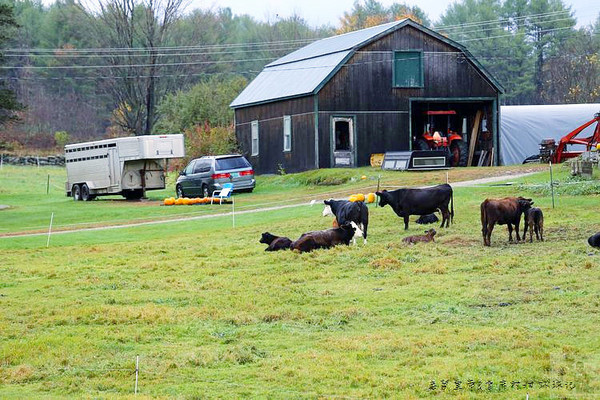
(376, 184), (454, 230)
(480, 196), (533, 246)
(323, 199), (368, 244)
(523, 207), (544, 242)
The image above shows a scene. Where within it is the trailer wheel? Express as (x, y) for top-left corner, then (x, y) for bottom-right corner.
(81, 184), (92, 201)
(72, 184), (81, 201)
(176, 185), (185, 198)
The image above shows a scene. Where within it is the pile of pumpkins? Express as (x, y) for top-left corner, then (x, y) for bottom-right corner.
(349, 192), (376, 203)
(163, 197), (222, 206)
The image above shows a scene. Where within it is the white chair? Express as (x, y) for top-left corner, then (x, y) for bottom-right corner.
(211, 183), (233, 205)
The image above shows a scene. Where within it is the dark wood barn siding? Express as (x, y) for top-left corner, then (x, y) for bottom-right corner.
(234, 97), (315, 174)
(318, 25), (498, 167)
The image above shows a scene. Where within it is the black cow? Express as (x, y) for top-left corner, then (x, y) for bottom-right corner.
(480, 196), (533, 246)
(588, 232), (600, 248)
(290, 223), (356, 253)
(376, 184), (454, 230)
(416, 213), (439, 225)
(323, 199), (368, 244)
(259, 232), (292, 251)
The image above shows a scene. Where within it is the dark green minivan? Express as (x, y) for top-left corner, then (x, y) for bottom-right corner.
(175, 155), (255, 198)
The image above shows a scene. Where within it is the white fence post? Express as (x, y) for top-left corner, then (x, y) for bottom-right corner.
(46, 212), (54, 248)
(134, 355), (139, 394)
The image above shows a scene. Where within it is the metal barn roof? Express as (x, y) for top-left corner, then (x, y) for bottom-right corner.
(267, 20), (403, 67)
(230, 19), (502, 108)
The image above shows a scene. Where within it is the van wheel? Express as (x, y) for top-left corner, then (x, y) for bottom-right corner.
(176, 185), (185, 198)
(72, 184), (81, 201)
(81, 184), (92, 201)
(202, 184), (209, 198)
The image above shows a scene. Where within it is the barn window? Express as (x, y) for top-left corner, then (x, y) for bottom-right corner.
(393, 50), (423, 88)
(283, 115), (292, 152)
(251, 120), (259, 156)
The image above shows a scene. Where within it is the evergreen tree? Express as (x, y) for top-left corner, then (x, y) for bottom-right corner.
(0, 3), (22, 125)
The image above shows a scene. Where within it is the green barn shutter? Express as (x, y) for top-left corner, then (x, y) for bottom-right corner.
(394, 51), (423, 87)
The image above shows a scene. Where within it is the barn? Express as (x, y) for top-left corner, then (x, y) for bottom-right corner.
(230, 19), (503, 174)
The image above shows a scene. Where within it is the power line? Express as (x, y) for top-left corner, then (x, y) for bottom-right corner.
(2, 15), (580, 61)
(2, 48), (597, 82)
(1, 46), (304, 59)
(434, 9), (571, 31)
(2, 38), (320, 54)
(2, 23), (588, 72)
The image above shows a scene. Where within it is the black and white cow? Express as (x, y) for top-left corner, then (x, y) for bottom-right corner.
(322, 199), (368, 244)
(376, 184), (454, 230)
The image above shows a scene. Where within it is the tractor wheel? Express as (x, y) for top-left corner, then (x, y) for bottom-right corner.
(449, 140), (468, 167)
(415, 139), (431, 151)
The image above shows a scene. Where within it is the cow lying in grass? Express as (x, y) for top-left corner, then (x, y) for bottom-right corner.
(291, 222), (356, 253)
(323, 199), (368, 244)
(523, 207), (544, 242)
(480, 196), (533, 246)
(402, 229), (436, 245)
(416, 213), (439, 225)
(588, 232), (600, 248)
(376, 184), (453, 230)
(259, 232), (292, 251)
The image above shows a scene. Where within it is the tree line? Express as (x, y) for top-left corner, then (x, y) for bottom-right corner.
(0, 0), (598, 152)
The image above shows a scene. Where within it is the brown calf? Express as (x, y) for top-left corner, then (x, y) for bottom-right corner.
(402, 229), (436, 245)
(291, 223), (356, 253)
(523, 207), (544, 242)
(481, 196), (533, 246)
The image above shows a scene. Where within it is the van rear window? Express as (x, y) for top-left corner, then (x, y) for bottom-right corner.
(215, 157), (251, 171)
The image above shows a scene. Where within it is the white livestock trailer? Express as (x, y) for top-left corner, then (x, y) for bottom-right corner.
(65, 134), (185, 200)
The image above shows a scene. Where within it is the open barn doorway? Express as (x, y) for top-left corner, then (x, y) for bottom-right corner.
(331, 116), (356, 167)
(410, 100), (496, 167)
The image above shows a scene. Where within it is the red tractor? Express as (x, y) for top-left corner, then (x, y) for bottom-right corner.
(414, 110), (468, 167)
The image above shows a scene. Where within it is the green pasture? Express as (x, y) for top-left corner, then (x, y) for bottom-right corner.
(0, 163), (544, 235)
(1, 164), (599, 399)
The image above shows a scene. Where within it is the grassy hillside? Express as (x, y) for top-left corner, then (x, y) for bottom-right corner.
(1, 164), (599, 399)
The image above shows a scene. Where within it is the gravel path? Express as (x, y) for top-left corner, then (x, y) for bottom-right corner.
(1, 171), (540, 239)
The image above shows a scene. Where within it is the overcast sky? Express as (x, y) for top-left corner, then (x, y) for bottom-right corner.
(195, 0), (599, 28)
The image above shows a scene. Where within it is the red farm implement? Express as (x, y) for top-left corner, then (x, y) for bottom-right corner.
(539, 112), (600, 163)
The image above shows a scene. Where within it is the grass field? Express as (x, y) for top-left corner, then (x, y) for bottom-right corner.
(1, 164), (599, 399)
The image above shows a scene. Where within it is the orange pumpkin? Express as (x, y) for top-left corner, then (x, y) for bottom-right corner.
(348, 195), (358, 202)
(366, 193), (376, 204)
(175, 197), (184, 205)
(164, 197), (175, 206)
(355, 193), (365, 202)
